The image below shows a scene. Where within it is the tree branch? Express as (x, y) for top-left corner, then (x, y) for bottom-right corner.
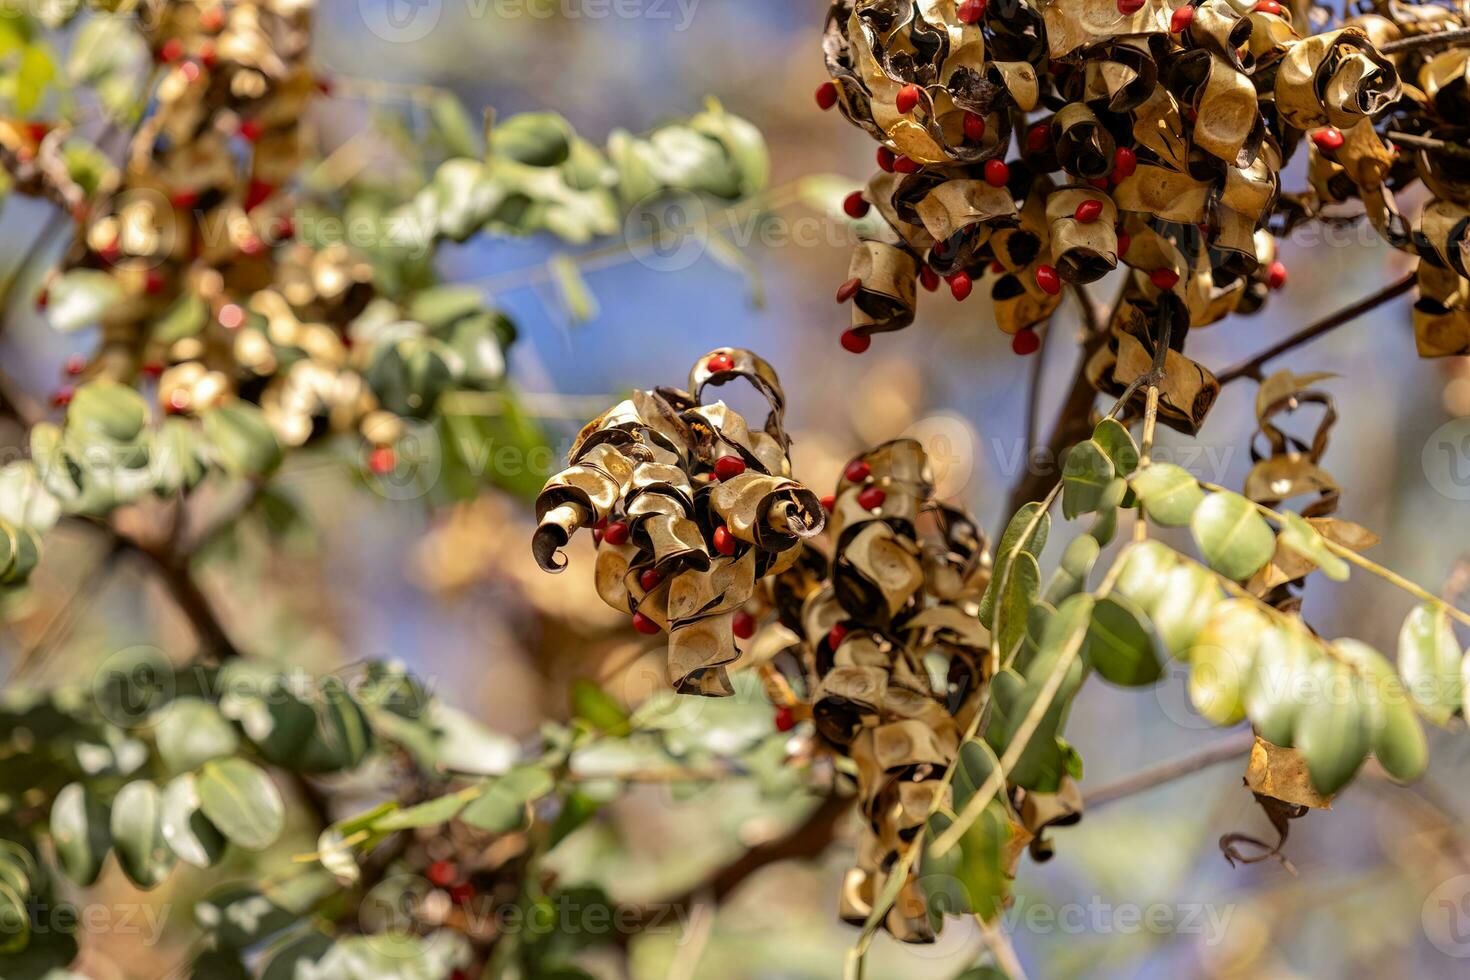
(1215, 273), (1416, 385)
(1082, 730), (1256, 809)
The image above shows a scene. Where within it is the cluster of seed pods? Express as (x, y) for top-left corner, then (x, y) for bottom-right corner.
(533, 349), (827, 697)
(818, 0), (1470, 362)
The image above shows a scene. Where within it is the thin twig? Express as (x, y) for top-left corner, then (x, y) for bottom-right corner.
(1380, 26), (1470, 53)
(1083, 730), (1257, 809)
(5, 539), (125, 682)
(1215, 273), (1416, 385)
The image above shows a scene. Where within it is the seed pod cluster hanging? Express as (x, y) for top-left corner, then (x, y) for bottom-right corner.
(819, 0), (1470, 363)
(532, 349), (826, 697)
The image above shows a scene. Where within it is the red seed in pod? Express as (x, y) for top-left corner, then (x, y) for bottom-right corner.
(238, 118), (264, 142)
(714, 455), (747, 481)
(1311, 127), (1344, 152)
(639, 568), (663, 591)
(990, 260), (1005, 274)
(843, 191), (870, 219)
(65, 354), (86, 376)
(919, 266), (940, 292)
(1117, 0), (1145, 13)
(1170, 4), (1196, 31)
(815, 81), (838, 110)
(827, 624), (849, 649)
(144, 271), (166, 295)
(51, 386), (74, 408)
(1254, 0), (1282, 13)
(426, 860), (456, 888)
(840, 330), (871, 354)
(836, 277), (862, 303)
(1074, 199), (1104, 223)
(957, 0), (987, 24)
(1112, 146), (1138, 180)
(984, 158), (1010, 187)
(1266, 260), (1288, 290)
(773, 705), (796, 732)
(733, 610), (757, 639)
(857, 486), (887, 510)
(1090, 177), (1111, 191)
(896, 84), (922, 115)
(1012, 328), (1041, 356)
(893, 155), (919, 174)
(713, 525), (738, 556)
(948, 271), (973, 301)
(632, 612), (661, 635)
(200, 6), (225, 31)
(963, 112), (986, 143)
(844, 460), (871, 483)
(142, 362), (164, 378)
(877, 147), (896, 172)
(820, 494), (837, 511)
(158, 38), (184, 63)
(171, 189), (199, 209)
(448, 883), (474, 906)
(1035, 264), (1061, 295)
(603, 521), (630, 546)
(1026, 123), (1051, 154)
(1150, 268), (1180, 289)
(368, 447), (395, 475)
(1117, 231), (1132, 256)
(706, 352), (734, 373)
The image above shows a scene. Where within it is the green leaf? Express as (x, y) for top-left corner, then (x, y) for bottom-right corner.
(995, 551), (1040, 660)
(459, 766), (555, 833)
(160, 774), (228, 869)
(548, 253), (599, 325)
(978, 502), (1050, 628)
(1086, 477), (1128, 546)
(491, 112), (573, 166)
(1129, 463), (1203, 527)
(1190, 491), (1275, 581)
(44, 269), (122, 332)
(202, 403), (282, 477)
(197, 758), (285, 851)
(1061, 440), (1115, 519)
(67, 380), (148, 444)
(1112, 541), (1178, 611)
(293, 678), (372, 774)
(151, 293), (208, 344)
(1092, 417), (1140, 476)
(50, 783), (110, 886)
(950, 739), (997, 816)
(1186, 601), (1267, 725)
(1336, 639), (1427, 783)
(1295, 658), (1369, 795)
(110, 780), (176, 889)
(260, 931), (334, 980)
(1085, 594), (1164, 687)
(430, 93), (482, 158)
(1243, 623), (1314, 746)
(1148, 561), (1221, 656)
(1044, 535), (1099, 604)
(936, 798), (1016, 923)
(1277, 512), (1349, 581)
(1397, 603), (1463, 726)
(154, 697), (240, 774)
(570, 680), (630, 736)
(0, 879), (27, 955)
(372, 790), (476, 831)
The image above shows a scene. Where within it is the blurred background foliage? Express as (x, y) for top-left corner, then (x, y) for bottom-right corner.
(2, 1), (1470, 978)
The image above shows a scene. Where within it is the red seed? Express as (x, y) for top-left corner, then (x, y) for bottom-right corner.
(426, 860), (456, 888)
(836, 277), (863, 303)
(816, 81), (839, 111)
(893, 155), (919, 174)
(706, 352), (735, 373)
(1113, 146), (1138, 180)
(238, 118), (264, 142)
(713, 525), (737, 556)
(25, 122), (48, 143)
(714, 455), (747, 481)
(963, 112), (986, 143)
(368, 447), (395, 475)
(857, 486), (887, 510)
(50, 386), (74, 408)
(1150, 267), (1180, 289)
(896, 84), (922, 115)
(1090, 176), (1111, 190)
(218, 303), (246, 329)
(144, 271), (166, 295)
(919, 266), (940, 292)
(948, 271), (974, 301)
(984, 159), (1010, 187)
(1253, 0), (1282, 13)
(65, 354), (86, 376)
(1170, 4), (1196, 31)
(448, 883), (474, 906)
(274, 216), (295, 241)
(166, 389), (189, 415)
(773, 705), (797, 732)
(200, 6), (224, 31)
(990, 260), (1005, 274)
(1117, 231), (1132, 256)
(1266, 260), (1288, 290)
(198, 43), (216, 69)
(733, 610), (757, 639)
(1026, 122), (1051, 154)
(827, 624), (849, 648)
(142, 362), (165, 378)
(35, 288), (48, 310)
(1012, 328), (1041, 356)
(1035, 264), (1061, 295)
(99, 240), (121, 264)
(638, 569), (663, 593)
(844, 460), (872, 483)
(244, 178), (274, 212)
(877, 147), (896, 172)
(171, 189), (199, 209)
(592, 529), (604, 545)
(159, 38), (184, 63)
(1311, 127), (1344, 152)
(957, 0), (987, 24)
(820, 494), (837, 511)
(1117, 0), (1145, 13)
(840, 329), (871, 354)
(1074, 199), (1104, 223)
(632, 612), (661, 635)
(603, 521), (630, 546)
(843, 191), (870, 219)
(179, 60), (201, 84)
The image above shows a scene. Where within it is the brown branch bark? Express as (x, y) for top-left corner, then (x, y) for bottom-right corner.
(1082, 730), (1256, 809)
(1005, 333), (1107, 517)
